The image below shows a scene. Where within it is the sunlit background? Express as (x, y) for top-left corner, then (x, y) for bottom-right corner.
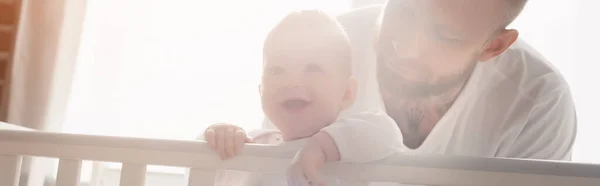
(59, 0), (599, 184)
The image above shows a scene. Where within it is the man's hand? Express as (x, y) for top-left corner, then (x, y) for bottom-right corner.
(204, 123), (252, 160)
(287, 132), (340, 186)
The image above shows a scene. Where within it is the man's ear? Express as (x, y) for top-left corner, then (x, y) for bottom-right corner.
(340, 77), (358, 110)
(477, 29), (519, 62)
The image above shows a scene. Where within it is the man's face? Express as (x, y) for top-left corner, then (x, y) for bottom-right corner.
(376, 0), (505, 102)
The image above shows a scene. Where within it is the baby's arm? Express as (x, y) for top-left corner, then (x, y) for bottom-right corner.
(287, 111), (402, 185)
(320, 111), (403, 162)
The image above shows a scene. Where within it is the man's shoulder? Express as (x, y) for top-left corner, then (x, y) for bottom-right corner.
(449, 40), (576, 159)
(465, 38), (574, 127)
(487, 39), (571, 100)
(482, 40), (577, 160)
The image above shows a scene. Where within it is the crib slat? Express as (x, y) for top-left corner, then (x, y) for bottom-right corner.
(0, 155), (22, 186)
(120, 164), (146, 186)
(188, 168), (216, 186)
(56, 159), (82, 186)
(341, 180), (369, 186)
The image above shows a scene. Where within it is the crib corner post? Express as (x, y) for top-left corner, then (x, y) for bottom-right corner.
(0, 155), (23, 186)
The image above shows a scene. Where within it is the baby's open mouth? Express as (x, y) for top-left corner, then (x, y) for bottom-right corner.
(281, 99), (311, 113)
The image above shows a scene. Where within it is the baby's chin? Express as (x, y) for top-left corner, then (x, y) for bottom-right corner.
(270, 117), (335, 140)
(278, 127), (321, 141)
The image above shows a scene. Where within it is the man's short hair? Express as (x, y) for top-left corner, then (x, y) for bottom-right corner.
(499, 0), (529, 29)
(381, 0), (528, 30)
(262, 10), (353, 76)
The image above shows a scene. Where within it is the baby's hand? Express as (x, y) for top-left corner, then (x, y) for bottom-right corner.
(287, 132), (339, 186)
(287, 143), (326, 186)
(204, 123), (252, 160)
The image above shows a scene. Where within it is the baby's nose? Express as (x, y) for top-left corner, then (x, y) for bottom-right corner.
(282, 85), (305, 93)
(282, 74), (305, 88)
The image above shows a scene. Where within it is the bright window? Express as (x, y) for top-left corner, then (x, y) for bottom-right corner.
(62, 0), (352, 182)
(63, 0), (351, 139)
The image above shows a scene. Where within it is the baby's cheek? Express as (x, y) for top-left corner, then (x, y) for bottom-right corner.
(261, 100), (282, 124)
(312, 106), (341, 125)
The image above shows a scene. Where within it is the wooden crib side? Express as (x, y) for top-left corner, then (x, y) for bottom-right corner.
(1, 129), (600, 186)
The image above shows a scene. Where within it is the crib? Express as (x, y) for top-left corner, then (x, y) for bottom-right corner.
(2, 123), (600, 186)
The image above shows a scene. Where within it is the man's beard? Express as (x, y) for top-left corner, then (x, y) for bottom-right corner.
(377, 52), (477, 148)
(376, 53), (477, 100)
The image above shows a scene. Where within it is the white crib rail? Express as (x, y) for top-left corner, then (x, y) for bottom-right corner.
(1, 130), (600, 186)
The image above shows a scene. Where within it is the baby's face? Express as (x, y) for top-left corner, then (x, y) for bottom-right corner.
(260, 51), (355, 141)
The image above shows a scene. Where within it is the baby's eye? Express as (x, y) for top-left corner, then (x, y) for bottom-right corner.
(304, 63), (323, 73)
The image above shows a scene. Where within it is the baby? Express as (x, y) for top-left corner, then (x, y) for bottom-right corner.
(203, 10), (357, 185)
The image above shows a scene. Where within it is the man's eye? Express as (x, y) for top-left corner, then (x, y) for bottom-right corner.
(433, 31), (462, 44)
(437, 35), (461, 43)
(305, 63), (323, 73)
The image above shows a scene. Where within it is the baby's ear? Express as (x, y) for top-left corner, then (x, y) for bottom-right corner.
(258, 84), (263, 97)
(340, 77), (358, 110)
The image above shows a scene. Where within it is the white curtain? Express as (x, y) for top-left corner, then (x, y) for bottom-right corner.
(62, 0), (599, 181)
(9, 0), (86, 185)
